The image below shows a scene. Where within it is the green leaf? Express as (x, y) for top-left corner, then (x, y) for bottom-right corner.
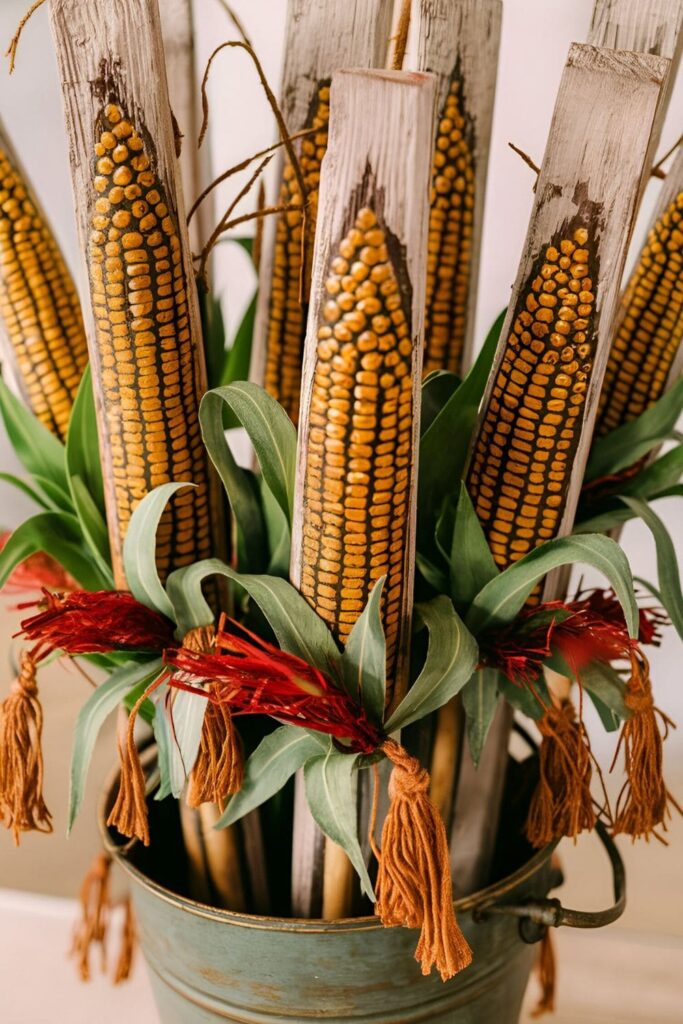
(619, 444), (683, 500)
(586, 378), (683, 482)
(0, 512), (109, 591)
(166, 558), (341, 673)
(166, 687), (207, 798)
(68, 658), (162, 831)
(198, 281), (227, 390)
(201, 382), (296, 524)
(220, 293), (256, 391)
(342, 577), (386, 723)
(497, 674), (548, 721)
(261, 480), (290, 577)
(216, 726), (326, 828)
(418, 308), (505, 558)
(573, 486), (683, 535)
(620, 496), (683, 640)
(32, 473), (75, 511)
(151, 681), (173, 801)
(580, 661), (629, 733)
(0, 472), (53, 511)
(461, 668), (500, 768)
(466, 534), (638, 638)
(385, 596), (478, 732)
(0, 376), (69, 499)
(123, 482), (190, 620)
(450, 484), (499, 610)
(69, 476), (113, 586)
(200, 390), (267, 572)
(304, 748), (374, 901)
(420, 370), (461, 436)
(66, 365), (106, 517)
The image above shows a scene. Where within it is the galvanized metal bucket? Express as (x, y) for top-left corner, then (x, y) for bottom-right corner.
(100, 759), (625, 1023)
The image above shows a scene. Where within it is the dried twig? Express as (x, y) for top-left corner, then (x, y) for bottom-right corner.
(212, 0), (253, 49)
(651, 131), (683, 179)
(6, 0), (46, 73)
(509, 141), (541, 190)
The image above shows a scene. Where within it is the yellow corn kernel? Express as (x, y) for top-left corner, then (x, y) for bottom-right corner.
(90, 102), (213, 581)
(0, 140), (88, 440)
(424, 74), (475, 377)
(596, 190), (683, 436)
(467, 227), (596, 583)
(264, 83), (330, 424)
(300, 207), (413, 691)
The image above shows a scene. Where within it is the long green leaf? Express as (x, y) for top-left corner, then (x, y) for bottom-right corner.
(198, 281), (227, 390)
(0, 472), (53, 511)
(342, 577), (386, 723)
(0, 512), (109, 592)
(66, 365), (106, 517)
(586, 378), (683, 482)
(574, 485), (683, 535)
(580, 661), (629, 733)
(385, 596), (478, 732)
(123, 482), (190, 620)
(466, 534), (638, 638)
(68, 658), (162, 831)
(69, 476), (113, 586)
(216, 726), (326, 828)
(201, 382), (296, 523)
(620, 496), (683, 640)
(420, 370), (461, 436)
(166, 558), (341, 673)
(450, 484), (499, 610)
(167, 687), (207, 798)
(220, 293), (256, 391)
(304, 748), (374, 901)
(0, 376), (69, 498)
(461, 668), (500, 768)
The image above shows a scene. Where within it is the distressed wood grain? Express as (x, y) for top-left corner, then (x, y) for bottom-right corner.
(249, 0), (394, 424)
(415, 0), (502, 375)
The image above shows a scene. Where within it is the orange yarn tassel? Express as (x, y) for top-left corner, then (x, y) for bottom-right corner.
(106, 681), (162, 846)
(526, 699), (596, 848)
(187, 690), (243, 810)
(72, 853), (112, 981)
(0, 651), (52, 843)
(530, 928), (557, 1017)
(113, 897), (136, 984)
(612, 652), (679, 841)
(373, 739), (472, 981)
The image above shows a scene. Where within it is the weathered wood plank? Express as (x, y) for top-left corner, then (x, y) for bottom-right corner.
(451, 44), (669, 897)
(48, 0), (225, 588)
(290, 67), (436, 918)
(250, 0), (394, 424)
(415, 0), (503, 375)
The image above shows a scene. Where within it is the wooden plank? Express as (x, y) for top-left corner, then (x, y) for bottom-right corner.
(159, 0), (213, 255)
(415, 0), (503, 375)
(250, 0), (394, 424)
(48, 0), (226, 588)
(290, 67), (436, 918)
(450, 44), (668, 898)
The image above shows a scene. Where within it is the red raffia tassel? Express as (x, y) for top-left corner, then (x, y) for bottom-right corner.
(0, 531), (77, 598)
(612, 651), (679, 841)
(372, 741), (472, 981)
(525, 696), (596, 849)
(531, 929), (557, 1017)
(72, 853), (112, 981)
(0, 651), (52, 843)
(19, 589), (175, 660)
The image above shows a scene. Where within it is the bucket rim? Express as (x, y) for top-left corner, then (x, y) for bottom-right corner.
(98, 750), (558, 934)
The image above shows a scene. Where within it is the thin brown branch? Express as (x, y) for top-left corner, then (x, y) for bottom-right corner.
(70, 658), (98, 690)
(195, 205), (292, 259)
(212, 0), (253, 48)
(6, 0), (46, 73)
(509, 141), (541, 190)
(252, 180), (266, 273)
(198, 153), (274, 282)
(391, 0), (412, 71)
(651, 131), (683, 179)
(187, 128), (314, 225)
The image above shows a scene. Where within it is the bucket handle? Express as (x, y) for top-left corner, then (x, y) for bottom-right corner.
(473, 821), (625, 943)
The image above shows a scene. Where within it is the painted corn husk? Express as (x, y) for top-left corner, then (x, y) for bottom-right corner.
(0, 118), (88, 441)
(48, 0), (225, 589)
(290, 68), (436, 918)
(250, 0), (394, 424)
(595, 144), (683, 443)
(416, 0), (502, 376)
(453, 43), (668, 897)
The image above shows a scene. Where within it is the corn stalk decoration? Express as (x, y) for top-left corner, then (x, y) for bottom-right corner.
(290, 67), (436, 918)
(250, 0), (394, 424)
(48, 0), (226, 589)
(416, 0), (502, 377)
(451, 42), (669, 895)
(0, 117), (88, 441)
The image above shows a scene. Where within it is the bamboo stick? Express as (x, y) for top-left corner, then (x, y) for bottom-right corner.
(415, 0), (503, 377)
(290, 67), (436, 918)
(450, 43), (669, 897)
(250, 0), (395, 425)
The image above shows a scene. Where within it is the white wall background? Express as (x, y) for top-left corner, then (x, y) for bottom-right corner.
(0, 0), (681, 930)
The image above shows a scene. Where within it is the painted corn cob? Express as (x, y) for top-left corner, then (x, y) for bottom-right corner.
(464, 46), (667, 585)
(595, 155), (683, 439)
(417, 0), (502, 376)
(50, 0), (224, 588)
(252, 0), (394, 423)
(0, 121), (88, 440)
